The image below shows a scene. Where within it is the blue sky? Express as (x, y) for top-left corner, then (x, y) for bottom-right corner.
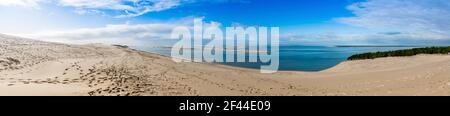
(1, 0), (450, 46)
(134, 0), (355, 26)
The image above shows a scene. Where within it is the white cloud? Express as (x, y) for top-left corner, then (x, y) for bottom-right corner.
(0, 0), (42, 8)
(0, 0), (244, 18)
(25, 17), (221, 46)
(278, 0), (450, 45)
(0, 0), (187, 17)
(115, 0), (182, 18)
(336, 0), (450, 39)
(29, 23), (177, 45)
(73, 9), (106, 16)
(58, 0), (183, 18)
(57, 0), (134, 10)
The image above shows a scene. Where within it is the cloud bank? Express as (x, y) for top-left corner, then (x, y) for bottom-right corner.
(26, 17), (221, 46)
(0, 0), (42, 8)
(336, 0), (450, 41)
(0, 0), (243, 17)
(0, 0), (191, 17)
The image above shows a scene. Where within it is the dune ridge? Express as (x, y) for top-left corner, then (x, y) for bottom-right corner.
(1, 34), (450, 96)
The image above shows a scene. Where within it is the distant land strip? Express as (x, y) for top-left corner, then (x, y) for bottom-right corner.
(335, 45), (420, 47)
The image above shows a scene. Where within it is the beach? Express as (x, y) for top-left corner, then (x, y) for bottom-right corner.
(1, 34), (450, 96)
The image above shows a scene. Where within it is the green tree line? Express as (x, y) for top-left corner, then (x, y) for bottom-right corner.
(348, 46), (450, 60)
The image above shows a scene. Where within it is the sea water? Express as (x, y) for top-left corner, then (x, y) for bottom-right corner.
(140, 45), (414, 72)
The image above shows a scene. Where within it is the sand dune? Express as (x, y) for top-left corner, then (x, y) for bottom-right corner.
(1, 34), (450, 96)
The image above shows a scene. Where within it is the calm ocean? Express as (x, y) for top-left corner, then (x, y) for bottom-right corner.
(140, 45), (414, 71)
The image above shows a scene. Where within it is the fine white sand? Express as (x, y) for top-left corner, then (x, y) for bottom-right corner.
(1, 34), (450, 96)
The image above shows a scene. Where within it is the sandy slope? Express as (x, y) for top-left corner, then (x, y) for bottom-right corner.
(1, 34), (450, 96)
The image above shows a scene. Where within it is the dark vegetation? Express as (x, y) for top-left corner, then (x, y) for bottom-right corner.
(113, 44), (129, 48)
(348, 46), (450, 60)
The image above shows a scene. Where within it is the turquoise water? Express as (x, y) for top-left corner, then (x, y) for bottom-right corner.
(140, 45), (414, 71)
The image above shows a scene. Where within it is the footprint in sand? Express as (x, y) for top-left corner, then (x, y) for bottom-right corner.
(88, 91), (95, 96)
(22, 81), (30, 84)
